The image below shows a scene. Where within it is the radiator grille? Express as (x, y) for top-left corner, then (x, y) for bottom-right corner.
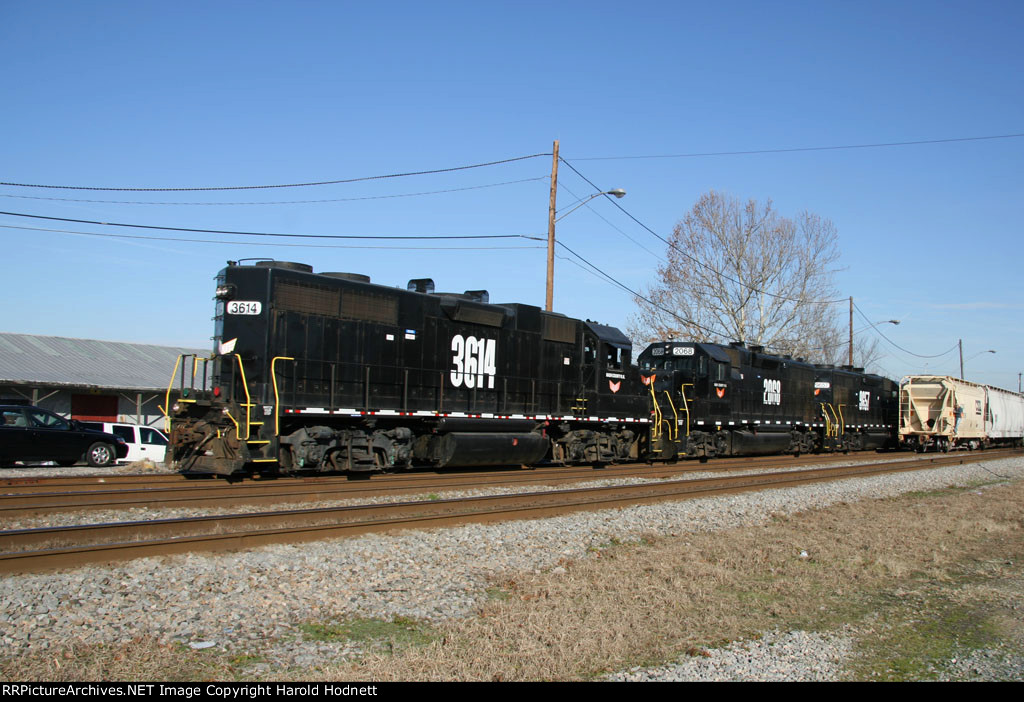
(542, 314), (576, 343)
(341, 291), (399, 325)
(274, 280), (340, 316)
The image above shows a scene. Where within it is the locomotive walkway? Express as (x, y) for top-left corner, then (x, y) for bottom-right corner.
(1, 450), (1016, 574)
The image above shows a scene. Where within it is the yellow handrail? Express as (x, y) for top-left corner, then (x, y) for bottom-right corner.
(271, 356), (294, 436)
(163, 355), (184, 433)
(824, 403), (841, 438)
(649, 380), (662, 442)
(663, 391), (679, 441)
(233, 354), (253, 440)
(680, 383), (693, 437)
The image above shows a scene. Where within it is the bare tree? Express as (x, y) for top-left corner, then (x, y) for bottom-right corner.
(630, 191), (846, 363)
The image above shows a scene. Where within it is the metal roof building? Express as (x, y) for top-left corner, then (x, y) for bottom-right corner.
(0, 333), (208, 426)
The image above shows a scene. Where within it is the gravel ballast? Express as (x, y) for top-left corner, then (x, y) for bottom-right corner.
(2, 455), (1022, 678)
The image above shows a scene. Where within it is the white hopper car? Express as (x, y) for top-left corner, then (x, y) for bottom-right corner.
(899, 375), (1024, 451)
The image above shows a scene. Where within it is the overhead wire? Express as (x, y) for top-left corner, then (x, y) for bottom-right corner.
(555, 180), (663, 259)
(572, 132), (1024, 161)
(0, 210), (530, 240)
(0, 153), (550, 192)
(0, 223), (545, 250)
(550, 238), (733, 339)
(852, 302), (959, 359)
(554, 163), (913, 363)
(557, 157), (850, 306)
(0, 177), (549, 206)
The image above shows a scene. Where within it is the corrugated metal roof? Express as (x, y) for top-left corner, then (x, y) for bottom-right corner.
(0, 333), (209, 390)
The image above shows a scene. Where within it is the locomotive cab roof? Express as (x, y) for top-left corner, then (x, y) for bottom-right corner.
(639, 342), (730, 364)
(584, 321), (632, 350)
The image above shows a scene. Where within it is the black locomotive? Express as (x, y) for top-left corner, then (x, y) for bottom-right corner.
(165, 260), (648, 476)
(164, 260), (898, 476)
(638, 341), (898, 460)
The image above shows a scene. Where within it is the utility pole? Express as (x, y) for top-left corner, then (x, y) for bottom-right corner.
(545, 139), (559, 312)
(848, 296), (853, 366)
(959, 339), (963, 379)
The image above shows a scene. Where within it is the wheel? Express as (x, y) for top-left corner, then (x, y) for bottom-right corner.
(86, 442), (116, 467)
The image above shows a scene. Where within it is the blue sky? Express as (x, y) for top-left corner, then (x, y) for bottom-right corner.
(2, 1), (1021, 389)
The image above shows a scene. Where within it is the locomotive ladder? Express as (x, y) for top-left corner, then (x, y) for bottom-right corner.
(228, 354), (275, 463)
(679, 383), (693, 437)
(162, 353), (213, 434)
(898, 385), (912, 432)
(820, 402), (838, 439)
(649, 381), (689, 454)
(649, 382), (663, 452)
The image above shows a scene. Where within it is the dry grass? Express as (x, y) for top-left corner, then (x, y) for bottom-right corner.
(317, 480), (1024, 681)
(3, 478), (1023, 681)
(0, 640), (233, 682)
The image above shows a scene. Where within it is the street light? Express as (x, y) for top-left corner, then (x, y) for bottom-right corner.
(848, 304), (899, 365)
(545, 139), (625, 311)
(554, 189), (627, 223)
(959, 340), (995, 379)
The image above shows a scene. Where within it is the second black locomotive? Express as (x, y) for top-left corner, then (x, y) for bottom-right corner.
(639, 341), (897, 460)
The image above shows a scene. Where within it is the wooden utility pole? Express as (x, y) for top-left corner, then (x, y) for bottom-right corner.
(545, 139), (559, 312)
(848, 296), (854, 366)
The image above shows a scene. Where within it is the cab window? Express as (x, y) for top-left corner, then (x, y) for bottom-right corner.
(604, 345), (624, 369)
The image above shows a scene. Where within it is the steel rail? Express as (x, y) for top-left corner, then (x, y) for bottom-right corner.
(0, 450), (912, 493)
(0, 451), (1013, 574)
(0, 452), (936, 516)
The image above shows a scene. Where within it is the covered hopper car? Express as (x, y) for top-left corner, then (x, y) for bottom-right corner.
(898, 375), (1024, 451)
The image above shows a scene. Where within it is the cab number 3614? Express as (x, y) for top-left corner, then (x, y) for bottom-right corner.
(450, 335), (497, 389)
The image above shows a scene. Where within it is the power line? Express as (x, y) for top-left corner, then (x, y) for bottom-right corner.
(553, 239), (733, 339)
(0, 210), (529, 240)
(0, 177), (549, 206)
(556, 180), (663, 260)
(558, 157), (849, 306)
(0, 224), (545, 251)
(853, 302), (958, 359)
(573, 132), (1024, 161)
(0, 153), (550, 192)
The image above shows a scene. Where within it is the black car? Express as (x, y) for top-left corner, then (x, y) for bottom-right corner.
(0, 403), (129, 467)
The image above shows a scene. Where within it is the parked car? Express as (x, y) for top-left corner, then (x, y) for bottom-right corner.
(0, 403), (129, 467)
(77, 421), (168, 464)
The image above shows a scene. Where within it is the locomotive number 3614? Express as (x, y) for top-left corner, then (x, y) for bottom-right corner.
(450, 335), (497, 389)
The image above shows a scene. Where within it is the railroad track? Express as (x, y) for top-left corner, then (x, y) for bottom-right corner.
(0, 452), (922, 516)
(1, 450), (1015, 575)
